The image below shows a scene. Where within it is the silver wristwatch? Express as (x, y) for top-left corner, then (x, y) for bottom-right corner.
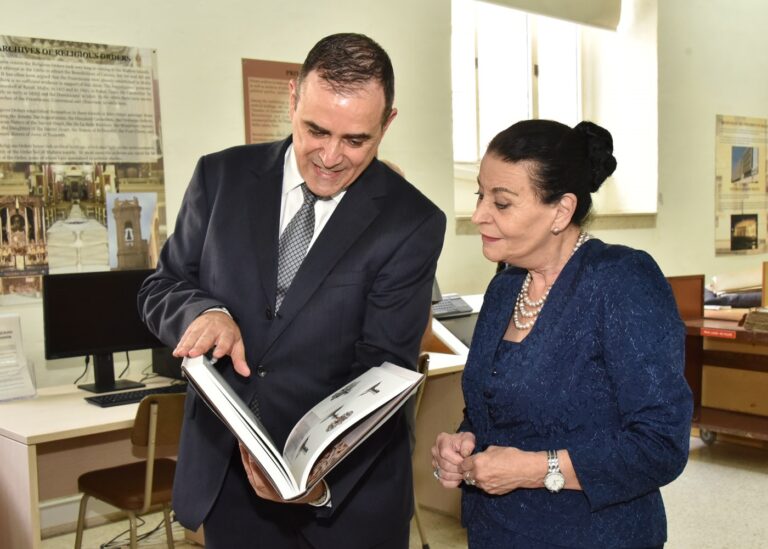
(544, 449), (565, 493)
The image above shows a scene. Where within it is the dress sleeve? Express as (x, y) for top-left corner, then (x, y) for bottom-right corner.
(568, 250), (693, 511)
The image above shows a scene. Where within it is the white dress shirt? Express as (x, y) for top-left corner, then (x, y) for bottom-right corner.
(205, 144), (345, 319)
(280, 145), (345, 249)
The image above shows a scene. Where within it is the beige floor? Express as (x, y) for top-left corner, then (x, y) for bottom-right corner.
(43, 436), (767, 548)
(40, 507), (465, 549)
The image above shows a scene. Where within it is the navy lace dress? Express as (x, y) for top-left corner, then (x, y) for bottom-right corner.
(460, 239), (692, 548)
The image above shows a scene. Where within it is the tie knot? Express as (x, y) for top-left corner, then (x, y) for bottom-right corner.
(301, 183), (319, 206)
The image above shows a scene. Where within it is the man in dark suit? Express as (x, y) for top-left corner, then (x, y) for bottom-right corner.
(139, 33), (445, 548)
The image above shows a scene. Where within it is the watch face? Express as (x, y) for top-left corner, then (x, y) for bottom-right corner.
(544, 471), (565, 492)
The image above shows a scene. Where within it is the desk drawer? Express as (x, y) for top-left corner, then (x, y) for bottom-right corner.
(702, 365), (768, 416)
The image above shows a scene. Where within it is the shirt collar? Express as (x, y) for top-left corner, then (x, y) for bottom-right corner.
(283, 144), (304, 195)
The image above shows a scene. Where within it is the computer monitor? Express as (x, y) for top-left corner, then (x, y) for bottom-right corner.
(151, 346), (185, 380)
(42, 268), (164, 393)
(438, 313), (478, 349)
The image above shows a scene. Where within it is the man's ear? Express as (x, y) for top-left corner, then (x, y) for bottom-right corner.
(381, 107), (398, 134)
(552, 193), (577, 232)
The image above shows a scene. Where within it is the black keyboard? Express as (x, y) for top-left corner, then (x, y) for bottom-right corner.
(85, 383), (188, 407)
(432, 295), (473, 319)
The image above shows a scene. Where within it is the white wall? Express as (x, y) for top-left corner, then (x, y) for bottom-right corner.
(592, 0), (768, 278)
(3, 0), (462, 387)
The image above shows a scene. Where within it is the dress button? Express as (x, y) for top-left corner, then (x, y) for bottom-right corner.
(257, 366), (267, 378)
(491, 369), (498, 376)
(483, 390), (493, 399)
(265, 307), (273, 320)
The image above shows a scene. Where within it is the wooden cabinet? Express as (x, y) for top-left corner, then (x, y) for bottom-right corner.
(668, 274), (768, 444)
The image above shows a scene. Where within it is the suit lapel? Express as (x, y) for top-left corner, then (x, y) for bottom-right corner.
(263, 162), (386, 350)
(249, 139), (290, 308)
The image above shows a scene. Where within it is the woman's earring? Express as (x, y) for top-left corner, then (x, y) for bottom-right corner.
(552, 227), (561, 235)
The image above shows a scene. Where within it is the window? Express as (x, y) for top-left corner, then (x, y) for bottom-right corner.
(452, 0), (582, 214)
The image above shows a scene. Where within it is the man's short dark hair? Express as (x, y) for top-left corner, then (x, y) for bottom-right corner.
(297, 33), (395, 125)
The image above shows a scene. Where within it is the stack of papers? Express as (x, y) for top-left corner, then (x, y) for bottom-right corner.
(743, 308), (768, 332)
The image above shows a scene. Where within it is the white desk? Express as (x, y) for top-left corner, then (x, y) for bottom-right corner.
(0, 293), (483, 547)
(0, 377), (176, 549)
(429, 294), (483, 357)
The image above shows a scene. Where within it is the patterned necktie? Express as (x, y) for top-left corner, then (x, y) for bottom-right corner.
(275, 183), (318, 311)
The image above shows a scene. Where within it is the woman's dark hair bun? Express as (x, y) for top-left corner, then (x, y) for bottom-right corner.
(574, 121), (617, 192)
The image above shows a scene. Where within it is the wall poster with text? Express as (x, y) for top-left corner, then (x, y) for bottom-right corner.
(0, 35), (168, 305)
(242, 58), (301, 144)
(715, 115), (768, 256)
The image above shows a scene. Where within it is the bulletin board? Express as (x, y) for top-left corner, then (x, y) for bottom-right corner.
(714, 115), (768, 256)
(242, 58), (301, 144)
(0, 35), (168, 305)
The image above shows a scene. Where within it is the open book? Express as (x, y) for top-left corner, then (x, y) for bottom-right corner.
(181, 355), (424, 500)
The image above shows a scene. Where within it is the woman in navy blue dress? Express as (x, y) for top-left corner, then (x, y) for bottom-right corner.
(431, 120), (692, 548)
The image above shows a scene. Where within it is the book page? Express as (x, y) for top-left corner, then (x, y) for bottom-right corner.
(182, 356), (300, 498)
(302, 386), (417, 490)
(282, 362), (422, 491)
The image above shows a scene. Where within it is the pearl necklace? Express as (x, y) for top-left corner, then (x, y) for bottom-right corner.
(512, 232), (591, 331)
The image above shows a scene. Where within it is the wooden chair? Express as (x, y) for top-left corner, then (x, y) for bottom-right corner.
(74, 392), (186, 549)
(412, 352), (431, 549)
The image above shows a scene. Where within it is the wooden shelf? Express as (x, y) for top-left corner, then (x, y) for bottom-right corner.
(684, 318), (768, 345)
(668, 272), (768, 443)
(694, 405), (768, 441)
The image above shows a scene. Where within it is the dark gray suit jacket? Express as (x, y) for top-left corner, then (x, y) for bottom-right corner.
(139, 137), (446, 547)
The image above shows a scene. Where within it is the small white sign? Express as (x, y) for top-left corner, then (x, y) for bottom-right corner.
(0, 313), (35, 402)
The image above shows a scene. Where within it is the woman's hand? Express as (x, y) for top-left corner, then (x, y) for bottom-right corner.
(431, 431), (476, 488)
(460, 446), (545, 495)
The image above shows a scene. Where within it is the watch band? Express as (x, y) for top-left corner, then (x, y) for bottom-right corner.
(544, 449), (565, 493)
(547, 449), (559, 472)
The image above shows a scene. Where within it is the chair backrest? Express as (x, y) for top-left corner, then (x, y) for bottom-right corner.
(130, 392), (185, 514)
(131, 392), (185, 453)
(413, 353), (430, 419)
(666, 274), (704, 321)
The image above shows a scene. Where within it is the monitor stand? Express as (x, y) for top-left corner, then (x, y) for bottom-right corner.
(77, 353), (145, 393)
